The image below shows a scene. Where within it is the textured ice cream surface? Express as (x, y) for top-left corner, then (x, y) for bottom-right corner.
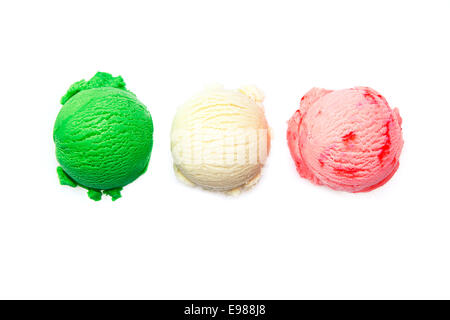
(171, 85), (271, 193)
(287, 87), (403, 192)
(53, 72), (153, 201)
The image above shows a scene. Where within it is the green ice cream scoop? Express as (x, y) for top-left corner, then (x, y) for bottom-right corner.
(53, 72), (153, 201)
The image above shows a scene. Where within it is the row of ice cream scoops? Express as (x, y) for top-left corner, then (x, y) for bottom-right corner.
(53, 72), (404, 200)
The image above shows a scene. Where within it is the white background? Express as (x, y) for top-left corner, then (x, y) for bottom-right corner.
(0, 0), (449, 299)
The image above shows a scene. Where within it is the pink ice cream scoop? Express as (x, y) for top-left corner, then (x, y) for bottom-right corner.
(287, 87), (403, 192)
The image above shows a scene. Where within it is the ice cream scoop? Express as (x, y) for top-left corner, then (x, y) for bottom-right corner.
(171, 85), (270, 193)
(287, 87), (403, 192)
(53, 72), (153, 201)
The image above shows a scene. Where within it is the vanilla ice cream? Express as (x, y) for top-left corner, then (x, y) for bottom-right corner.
(171, 85), (271, 193)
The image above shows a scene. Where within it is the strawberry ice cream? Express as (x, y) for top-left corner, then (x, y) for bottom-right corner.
(287, 87), (403, 192)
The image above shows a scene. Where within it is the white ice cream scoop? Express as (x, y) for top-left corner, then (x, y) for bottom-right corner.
(171, 85), (271, 194)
